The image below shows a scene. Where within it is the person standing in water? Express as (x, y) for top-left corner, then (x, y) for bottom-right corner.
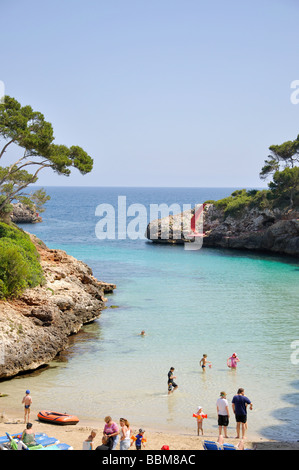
(227, 353), (240, 369)
(199, 354), (212, 371)
(167, 367), (178, 395)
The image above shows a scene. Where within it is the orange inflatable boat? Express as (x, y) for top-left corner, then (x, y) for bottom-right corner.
(37, 410), (79, 425)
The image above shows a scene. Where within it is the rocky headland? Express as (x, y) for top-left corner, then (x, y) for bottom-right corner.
(146, 204), (299, 257)
(11, 203), (42, 224)
(0, 234), (115, 379)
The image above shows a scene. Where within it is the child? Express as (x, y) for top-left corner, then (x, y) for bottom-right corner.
(227, 353), (240, 369)
(132, 428), (146, 450)
(82, 429), (97, 450)
(22, 390), (32, 424)
(194, 406), (207, 436)
(199, 354), (212, 371)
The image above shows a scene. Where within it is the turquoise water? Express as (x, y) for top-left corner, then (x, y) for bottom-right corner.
(1, 187), (298, 441)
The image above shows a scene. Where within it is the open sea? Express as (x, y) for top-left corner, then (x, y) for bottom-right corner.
(1, 186), (299, 441)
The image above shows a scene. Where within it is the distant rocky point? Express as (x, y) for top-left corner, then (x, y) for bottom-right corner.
(146, 204), (299, 257)
(11, 203), (42, 224)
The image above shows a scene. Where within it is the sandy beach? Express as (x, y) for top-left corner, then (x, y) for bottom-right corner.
(0, 407), (298, 451)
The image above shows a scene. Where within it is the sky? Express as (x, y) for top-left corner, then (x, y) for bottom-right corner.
(1, 0), (299, 188)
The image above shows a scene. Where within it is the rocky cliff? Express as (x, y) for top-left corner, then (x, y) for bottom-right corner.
(0, 234), (115, 379)
(11, 203), (42, 224)
(146, 204), (299, 257)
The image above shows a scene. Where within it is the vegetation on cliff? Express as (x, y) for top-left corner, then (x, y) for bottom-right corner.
(0, 95), (95, 298)
(205, 134), (299, 217)
(0, 222), (44, 299)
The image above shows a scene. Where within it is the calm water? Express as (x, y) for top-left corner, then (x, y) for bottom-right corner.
(1, 187), (299, 441)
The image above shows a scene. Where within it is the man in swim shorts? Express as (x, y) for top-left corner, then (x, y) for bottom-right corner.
(22, 390), (32, 424)
(232, 388), (253, 439)
(167, 367), (178, 395)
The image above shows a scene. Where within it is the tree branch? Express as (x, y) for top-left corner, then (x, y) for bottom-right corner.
(0, 138), (16, 159)
(0, 163), (51, 213)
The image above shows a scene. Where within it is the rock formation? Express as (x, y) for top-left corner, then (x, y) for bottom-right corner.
(11, 203), (42, 224)
(146, 204), (299, 257)
(0, 234), (115, 379)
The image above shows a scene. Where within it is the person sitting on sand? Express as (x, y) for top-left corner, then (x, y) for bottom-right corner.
(95, 435), (110, 450)
(21, 423), (36, 447)
(83, 429), (97, 450)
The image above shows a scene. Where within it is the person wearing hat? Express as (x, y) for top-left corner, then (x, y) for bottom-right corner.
(132, 428), (146, 450)
(227, 353), (240, 369)
(22, 390), (32, 424)
(216, 392), (230, 438)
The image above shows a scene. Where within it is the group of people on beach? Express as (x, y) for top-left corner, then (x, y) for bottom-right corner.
(168, 351), (253, 441)
(20, 348), (252, 450)
(83, 416), (146, 451)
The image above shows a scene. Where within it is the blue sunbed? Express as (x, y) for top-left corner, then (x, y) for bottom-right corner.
(203, 440), (222, 450)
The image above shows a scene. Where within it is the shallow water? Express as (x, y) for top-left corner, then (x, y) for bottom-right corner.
(1, 187), (298, 441)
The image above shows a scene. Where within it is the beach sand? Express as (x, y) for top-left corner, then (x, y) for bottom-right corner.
(0, 408), (298, 451)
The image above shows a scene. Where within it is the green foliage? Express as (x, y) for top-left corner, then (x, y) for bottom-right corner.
(0, 223), (44, 298)
(19, 188), (51, 214)
(205, 188), (274, 217)
(268, 167), (299, 208)
(260, 135), (299, 180)
(0, 95), (93, 218)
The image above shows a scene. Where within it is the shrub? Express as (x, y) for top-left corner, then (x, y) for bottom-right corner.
(0, 223), (44, 299)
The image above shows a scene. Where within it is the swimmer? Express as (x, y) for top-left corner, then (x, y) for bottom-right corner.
(199, 354), (212, 371)
(139, 330), (146, 336)
(22, 390), (32, 424)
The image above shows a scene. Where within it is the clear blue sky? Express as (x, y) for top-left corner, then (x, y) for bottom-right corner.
(1, 0), (299, 187)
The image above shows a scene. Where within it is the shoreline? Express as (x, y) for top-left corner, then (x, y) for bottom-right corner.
(1, 406), (298, 451)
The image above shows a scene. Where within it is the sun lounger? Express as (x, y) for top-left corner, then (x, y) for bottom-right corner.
(223, 443), (237, 450)
(203, 440), (222, 450)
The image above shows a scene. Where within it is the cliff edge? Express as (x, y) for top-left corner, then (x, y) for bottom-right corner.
(0, 234), (115, 379)
(146, 205), (299, 257)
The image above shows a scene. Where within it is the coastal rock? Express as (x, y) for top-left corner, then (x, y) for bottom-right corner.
(145, 204), (299, 257)
(10, 203), (42, 224)
(0, 234), (116, 379)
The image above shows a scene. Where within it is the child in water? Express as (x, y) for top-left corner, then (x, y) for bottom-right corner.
(227, 353), (240, 369)
(199, 354), (212, 371)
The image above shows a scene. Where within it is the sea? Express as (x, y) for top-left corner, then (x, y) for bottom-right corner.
(1, 186), (299, 442)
